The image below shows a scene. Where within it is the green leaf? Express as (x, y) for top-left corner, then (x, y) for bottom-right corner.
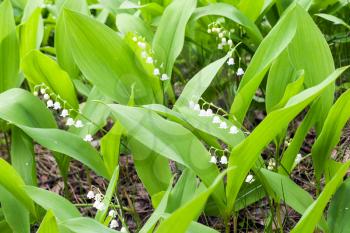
(189, 3), (263, 44)
(24, 186), (81, 221)
(100, 123), (122, 177)
(291, 161), (350, 233)
(237, 0), (264, 21)
(175, 53), (230, 108)
(229, 4), (298, 123)
(311, 89), (350, 180)
(152, 0), (197, 76)
(316, 13), (350, 30)
(116, 13), (153, 42)
(128, 139), (172, 196)
(59, 217), (121, 233)
(55, 0), (89, 79)
(156, 171), (227, 233)
(327, 178), (350, 233)
(19, 126), (110, 179)
(0, 159), (36, 216)
(267, 4), (335, 131)
(95, 166), (119, 223)
(0, 186), (30, 233)
(108, 104), (226, 210)
(63, 9), (160, 105)
(260, 169), (328, 231)
(11, 126), (37, 186)
(226, 67), (349, 215)
(21, 0), (43, 22)
(36, 210), (59, 233)
(21, 50), (79, 109)
(19, 7), (43, 60)
(0, 0), (20, 93)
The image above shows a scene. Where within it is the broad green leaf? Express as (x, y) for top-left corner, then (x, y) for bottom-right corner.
(63, 9), (160, 105)
(165, 169), (198, 213)
(100, 123), (122, 177)
(260, 169), (328, 231)
(237, 0), (264, 21)
(36, 210), (59, 233)
(226, 67), (348, 215)
(21, 0), (43, 22)
(108, 104), (226, 210)
(0, 0), (20, 93)
(311, 89), (350, 180)
(69, 87), (111, 137)
(267, 70), (304, 112)
(24, 186), (81, 221)
(11, 126), (37, 186)
(189, 3), (263, 44)
(291, 161), (350, 233)
(19, 126), (110, 179)
(129, 139), (172, 196)
(0, 186), (30, 233)
(140, 178), (173, 233)
(316, 13), (350, 30)
(19, 7), (44, 60)
(156, 171), (227, 233)
(116, 13), (153, 42)
(55, 0), (89, 79)
(279, 108), (316, 174)
(10, 0), (27, 9)
(229, 4), (298, 123)
(327, 178), (350, 233)
(0, 220), (12, 233)
(0, 159), (36, 216)
(175, 53), (230, 108)
(59, 217), (121, 233)
(268, 4), (335, 131)
(95, 166), (119, 222)
(153, 0), (197, 76)
(0, 88), (70, 178)
(21, 50), (79, 109)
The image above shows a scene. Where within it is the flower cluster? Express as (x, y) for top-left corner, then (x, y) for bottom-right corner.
(33, 83), (94, 144)
(207, 22), (245, 76)
(189, 100), (240, 136)
(267, 158), (276, 170)
(87, 190), (106, 211)
(132, 34), (169, 81)
(209, 147), (229, 165)
(207, 22), (234, 50)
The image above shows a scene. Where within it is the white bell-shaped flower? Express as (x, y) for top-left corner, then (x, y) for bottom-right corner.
(199, 109), (207, 117)
(46, 100), (54, 108)
(53, 102), (61, 110)
(108, 210), (116, 217)
(206, 109), (213, 117)
(60, 109), (69, 118)
(33, 91), (38, 96)
(110, 219), (119, 229)
(66, 118), (75, 126)
(219, 122), (228, 129)
(220, 155), (228, 164)
(210, 156), (217, 164)
(75, 120), (84, 128)
(87, 190), (95, 199)
(229, 126), (239, 134)
(188, 100), (195, 109)
(40, 88), (46, 94)
(245, 174), (255, 183)
(227, 39), (233, 46)
(160, 74), (169, 81)
(212, 116), (221, 124)
(237, 68), (245, 76)
(43, 94), (50, 100)
(84, 134), (93, 142)
(227, 58), (234, 66)
(153, 68), (160, 75)
(193, 104), (200, 112)
(137, 41), (146, 49)
(146, 57), (153, 64)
